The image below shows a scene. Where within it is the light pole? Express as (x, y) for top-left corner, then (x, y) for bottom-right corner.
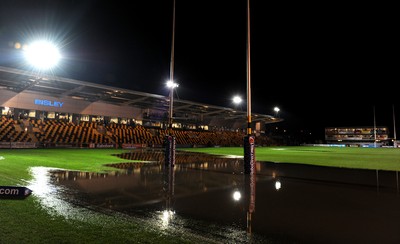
(168, 0), (177, 131)
(165, 0), (177, 167)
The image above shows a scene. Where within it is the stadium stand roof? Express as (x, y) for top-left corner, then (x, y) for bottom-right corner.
(0, 65), (282, 128)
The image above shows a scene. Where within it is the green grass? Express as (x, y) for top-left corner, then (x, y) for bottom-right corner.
(179, 146), (400, 171)
(0, 148), (206, 244)
(1, 146), (400, 243)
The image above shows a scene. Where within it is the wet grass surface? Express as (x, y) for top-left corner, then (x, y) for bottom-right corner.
(0, 149), (210, 243)
(1, 147), (400, 243)
(180, 146), (400, 171)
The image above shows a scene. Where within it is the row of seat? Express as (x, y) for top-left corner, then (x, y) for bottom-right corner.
(1, 117), (272, 147)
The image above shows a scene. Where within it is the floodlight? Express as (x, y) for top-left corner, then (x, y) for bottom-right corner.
(233, 96), (242, 104)
(23, 40), (61, 70)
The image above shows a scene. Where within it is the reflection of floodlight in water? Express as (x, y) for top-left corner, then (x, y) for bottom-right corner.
(160, 209), (175, 228)
(23, 40), (61, 70)
(275, 180), (281, 191)
(233, 190), (242, 201)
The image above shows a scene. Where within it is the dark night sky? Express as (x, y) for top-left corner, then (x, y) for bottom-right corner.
(0, 0), (398, 141)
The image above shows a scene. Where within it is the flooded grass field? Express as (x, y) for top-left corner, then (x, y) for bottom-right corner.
(27, 149), (400, 243)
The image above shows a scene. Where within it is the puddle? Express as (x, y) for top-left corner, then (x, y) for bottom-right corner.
(27, 149), (400, 243)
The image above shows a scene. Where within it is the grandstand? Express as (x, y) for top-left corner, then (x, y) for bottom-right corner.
(0, 66), (282, 149)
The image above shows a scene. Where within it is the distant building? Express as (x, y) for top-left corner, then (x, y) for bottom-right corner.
(325, 126), (390, 147)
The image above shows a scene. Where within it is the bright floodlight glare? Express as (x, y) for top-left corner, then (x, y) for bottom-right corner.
(166, 80), (179, 88)
(275, 180), (281, 191)
(24, 40), (61, 70)
(232, 190), (241, 201)
(274, 107), (280, 113)
(233, 96), (242, 104)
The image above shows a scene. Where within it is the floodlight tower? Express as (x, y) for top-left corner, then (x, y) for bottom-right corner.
(165, 0), (177, 167)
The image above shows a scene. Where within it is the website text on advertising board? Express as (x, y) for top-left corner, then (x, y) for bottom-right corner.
(0, 187), (20, 195)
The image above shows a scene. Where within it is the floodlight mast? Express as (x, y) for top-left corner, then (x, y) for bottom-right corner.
(165, 0), (177, 168)
(168, 0), (176, 132)
(163, 1), (177, 214)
